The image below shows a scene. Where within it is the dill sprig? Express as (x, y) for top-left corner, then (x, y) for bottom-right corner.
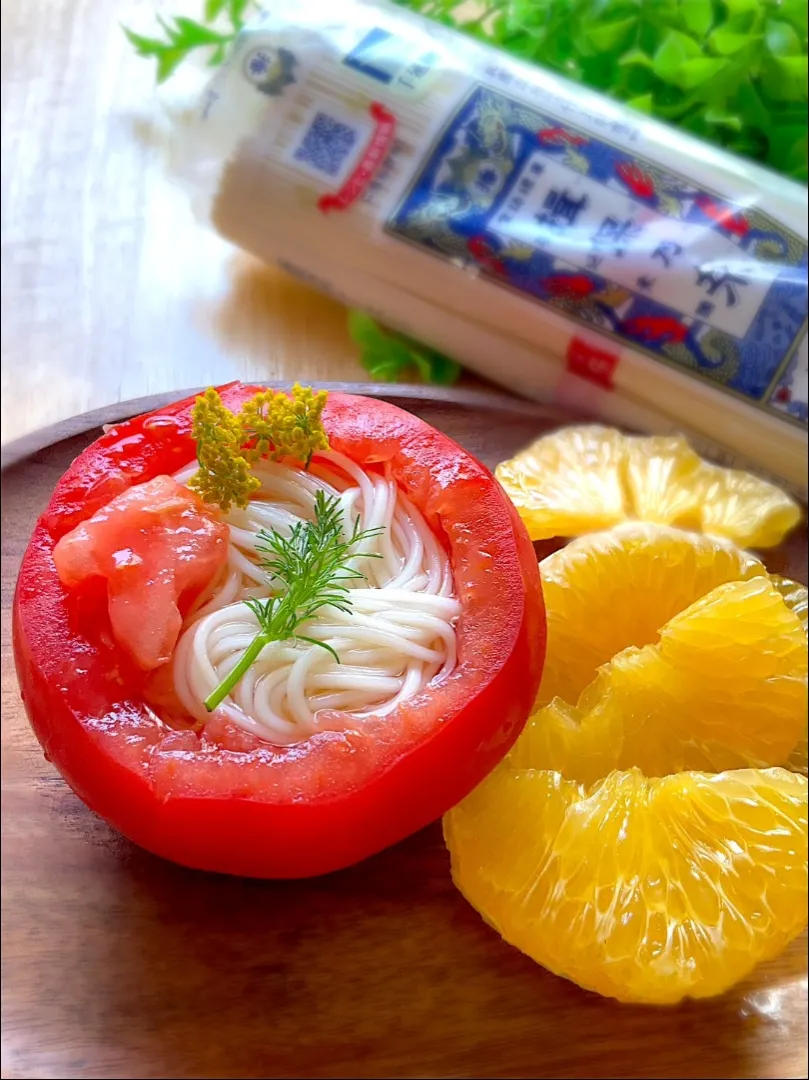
(204, 491), (383, 712)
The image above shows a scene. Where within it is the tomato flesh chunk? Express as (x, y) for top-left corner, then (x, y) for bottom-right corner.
(53, 476), (228, 670)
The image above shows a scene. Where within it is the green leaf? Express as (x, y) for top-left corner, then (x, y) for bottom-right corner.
(155, 13), (182, 44)
(204, 0), (228, 20)
(410, 347), (462, 385)
(156, 48), (189, 84)
(347, 311), (387, 351)
(348, 311), (460, 385)
(228, 0), (251, 29)
(736, 80), (773, 130)
(784, 135), (808, 181)
(765, 19), (803, 58)
(652, 30), (702, 83)
(122, 13), (235, 84)
(723, 0), (760, 22)
(676, 57), (729, 89)
(122, 27), (168, 57)
(681, 0), (714, 38)
(709, 28), (757, 55)
(172, 17), (232, 46)
(626, 92), (655, 113)
(763, 54), (809, 102)
(618, 47), (654, 68)
(779, 0), (808, 37)
(703, 106), (743, 130)
(585, 16), (637, 53)
(769, 122), (809, 172)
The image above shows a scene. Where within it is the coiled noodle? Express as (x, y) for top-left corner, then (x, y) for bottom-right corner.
(172, 450), (460, 744)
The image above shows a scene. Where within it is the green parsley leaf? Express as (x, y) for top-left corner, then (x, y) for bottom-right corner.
(392, 0), (807, 183)
(348, 312), (461, 387)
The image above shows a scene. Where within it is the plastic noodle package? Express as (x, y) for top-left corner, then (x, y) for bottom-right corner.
(170, 0), (808, 495)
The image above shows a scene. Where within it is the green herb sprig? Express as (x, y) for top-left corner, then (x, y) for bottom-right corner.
(204, 490), (383, 711)
(123, 0), (251, 83)
(348, 312), (461, 386)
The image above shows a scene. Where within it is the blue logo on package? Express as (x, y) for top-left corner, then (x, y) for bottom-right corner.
(344, 27), (437, 95)
(344, 28), (399, 85)
(387, 85), (808, 425)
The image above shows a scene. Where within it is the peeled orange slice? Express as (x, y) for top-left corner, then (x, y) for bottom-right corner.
(772, 575), (809, 634)
(773, 576), (809, 776)
(516, 576), (807, 783)
(444, 523), (808, 1003)
(496, 426), (801, 546)
(526, 526), (807, 782)
(445, 766), (808, 1005)
(537, 523), (768, 707)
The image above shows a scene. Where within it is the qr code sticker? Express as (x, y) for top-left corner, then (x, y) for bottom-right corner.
(293, 113), (359, 178)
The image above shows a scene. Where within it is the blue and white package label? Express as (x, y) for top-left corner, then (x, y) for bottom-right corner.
(387, 86), (808, 426)
(343, 26), (440, 99)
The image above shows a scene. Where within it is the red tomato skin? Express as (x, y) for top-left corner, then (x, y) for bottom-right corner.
(14, 385), (545, 878)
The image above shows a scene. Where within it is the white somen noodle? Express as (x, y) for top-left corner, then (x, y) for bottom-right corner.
(172, 450), (461, 744)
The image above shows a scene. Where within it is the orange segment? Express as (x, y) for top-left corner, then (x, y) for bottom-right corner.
(445, 766), (808, 1005)
(623, 434), (704, 527)
(772, 575), (809, 633)
(495, 426), (626, 538)
(772, 576), (809, 777)
(537, 523), (767, 708)
(496, 426), (801, 546)
(516, 577), (807, 784)
(444, 523), (808, 1004)
(697, 468), (805, 548)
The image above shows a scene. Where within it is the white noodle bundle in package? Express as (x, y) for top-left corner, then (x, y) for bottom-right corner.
(173, 0), (808, 494)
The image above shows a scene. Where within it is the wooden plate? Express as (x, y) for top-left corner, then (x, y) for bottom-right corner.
(2, 385), (807, 1080)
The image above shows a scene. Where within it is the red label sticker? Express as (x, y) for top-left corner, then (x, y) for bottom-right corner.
(566, 337), (620, 391)
(317, 102), (397, 214)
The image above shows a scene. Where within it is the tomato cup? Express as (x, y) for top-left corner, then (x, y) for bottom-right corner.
(14, 385), (545, 878)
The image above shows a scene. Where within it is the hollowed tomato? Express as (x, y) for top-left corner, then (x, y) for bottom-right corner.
(13, 384), (545, 877)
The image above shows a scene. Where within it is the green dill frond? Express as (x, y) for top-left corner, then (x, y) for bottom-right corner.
(204, 493), (384, 712)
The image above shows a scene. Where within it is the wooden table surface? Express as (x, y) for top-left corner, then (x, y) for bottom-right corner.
(2, 391), (808, 1080)
(1, 0), (373, 448)
(2, 5), (808, 1079)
